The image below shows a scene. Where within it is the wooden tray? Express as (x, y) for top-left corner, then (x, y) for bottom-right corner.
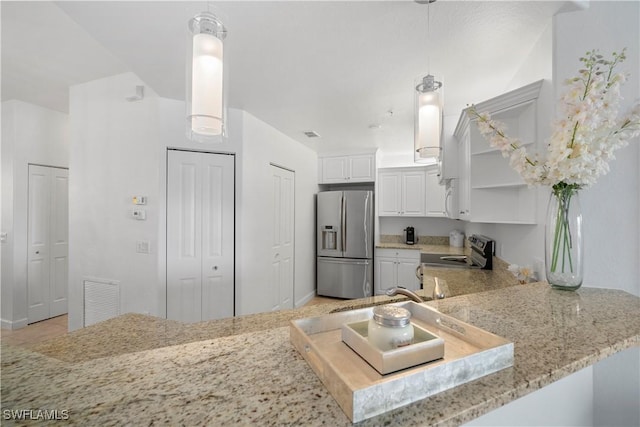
(290, 301), (513, 423)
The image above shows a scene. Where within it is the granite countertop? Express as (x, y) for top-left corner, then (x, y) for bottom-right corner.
(2, 283), (639, 426)
(376, 239), (518, 299)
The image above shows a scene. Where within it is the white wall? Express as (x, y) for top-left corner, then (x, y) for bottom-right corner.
(67, 72), (317, 330)
(68, 73), (161, 331)
(1, 100), (69, 329)
(236, 110), (318, 313)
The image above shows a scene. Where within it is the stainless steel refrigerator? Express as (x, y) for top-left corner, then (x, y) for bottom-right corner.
(317, 190), (373, 298)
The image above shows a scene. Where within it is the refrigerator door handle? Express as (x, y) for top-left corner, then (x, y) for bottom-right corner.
(341, 195), (347, 254)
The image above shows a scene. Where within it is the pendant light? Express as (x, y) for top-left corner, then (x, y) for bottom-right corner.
(186, 10), (227, 142)
(414, 0), (443, 164)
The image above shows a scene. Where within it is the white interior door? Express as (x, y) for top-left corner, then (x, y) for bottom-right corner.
(270, 165), (294, 311)
(27, 165), (68, 323)
(167, 150), (234, 323)
(201, 155), (235, 320)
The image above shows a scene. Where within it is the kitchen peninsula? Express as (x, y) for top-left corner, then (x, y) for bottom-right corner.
(376, 235), (518, 297)
(2, 283), (639, 426)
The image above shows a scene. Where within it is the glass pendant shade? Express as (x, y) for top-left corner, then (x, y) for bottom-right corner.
(186, 12), (227, 142)
(414, 75), (443, 163)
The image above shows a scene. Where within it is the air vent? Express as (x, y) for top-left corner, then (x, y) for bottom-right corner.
(303, 131), (320, 138)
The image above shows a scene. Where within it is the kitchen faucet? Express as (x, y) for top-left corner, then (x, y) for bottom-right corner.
(385, 277), (446, 302)
(385, 287), (424, 303)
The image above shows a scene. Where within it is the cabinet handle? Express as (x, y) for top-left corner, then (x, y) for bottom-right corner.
(213, 266), (218, 271)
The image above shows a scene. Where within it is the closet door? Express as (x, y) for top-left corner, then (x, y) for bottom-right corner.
(27, 165), (68, 323)
(49, 167), (69, 317)
(167, 150), (234, 322)
(270, 165), (294, 311)
(201, 153), (234, 320)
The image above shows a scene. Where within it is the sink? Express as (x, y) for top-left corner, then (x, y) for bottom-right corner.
(420, 253), (474, 269)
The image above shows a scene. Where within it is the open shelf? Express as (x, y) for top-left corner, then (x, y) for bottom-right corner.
(471, 141), (535, 156)
(471, 182), (527, 190)
(454, 80), (544, 225)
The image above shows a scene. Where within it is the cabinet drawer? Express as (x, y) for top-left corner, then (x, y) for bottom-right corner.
(376, 248), (420, 260)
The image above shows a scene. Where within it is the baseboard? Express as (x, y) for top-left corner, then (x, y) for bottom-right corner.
(1, 317), (28, 330)
(295, 290), (316, 308)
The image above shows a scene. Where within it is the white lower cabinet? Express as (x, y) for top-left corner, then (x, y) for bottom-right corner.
(374, 248), (421, 294)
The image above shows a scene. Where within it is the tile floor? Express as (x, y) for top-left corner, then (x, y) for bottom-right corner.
(0, 295), (340, 349)
(303, 295), (342, 306)
(0, 314), (68, 349)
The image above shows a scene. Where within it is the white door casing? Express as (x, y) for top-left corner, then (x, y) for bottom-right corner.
(27, 165), (68, 323)
(270, 165), (294, 311)
(167, 150), (234, 323)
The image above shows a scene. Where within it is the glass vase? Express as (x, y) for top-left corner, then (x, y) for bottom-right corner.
(545, 184), (583, 290)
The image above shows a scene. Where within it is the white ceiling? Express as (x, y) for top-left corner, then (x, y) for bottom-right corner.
(1, 1), (568, 155)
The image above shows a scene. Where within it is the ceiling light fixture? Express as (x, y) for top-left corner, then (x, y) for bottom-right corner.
(186, 8), (227, 142)
(414, 0), (443, 164)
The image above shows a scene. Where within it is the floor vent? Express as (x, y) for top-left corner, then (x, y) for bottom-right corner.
(83, 278), (120, 327)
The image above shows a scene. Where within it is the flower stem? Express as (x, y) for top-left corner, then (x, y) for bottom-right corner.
(550, 183), (578, 274)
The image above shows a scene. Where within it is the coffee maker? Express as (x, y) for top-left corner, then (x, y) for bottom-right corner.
(405, 227), (416, 245)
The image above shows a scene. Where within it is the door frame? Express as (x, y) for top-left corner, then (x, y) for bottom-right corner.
(269, 162), (296, 310)
(162, 148), (236, 320)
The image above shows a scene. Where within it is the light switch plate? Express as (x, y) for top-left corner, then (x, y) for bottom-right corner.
(132, 195), (147, 205)
(136, 240), (151, 254)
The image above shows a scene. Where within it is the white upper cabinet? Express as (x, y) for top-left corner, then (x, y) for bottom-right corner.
(425, 167), (445, 216)
(378, 172), (402, 216)
(454, 80), (543, 224)
(319, 153), (375, 184)
(378, 166), (445, 218)
(378, 168), (425, 217)
(401, 171), (426, 216)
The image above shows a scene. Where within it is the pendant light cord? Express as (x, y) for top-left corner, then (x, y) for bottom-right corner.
(427, 0), (431, 74)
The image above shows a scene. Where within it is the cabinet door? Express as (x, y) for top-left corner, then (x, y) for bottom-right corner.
(396, 258), (420, 291)
(425, 168), (445, 216)
(349, 154), (375, 182)
(401, 171), (426, 216)
(375, 257), (397, 294)
(320, 156), (348, 183)
(378, 172), (401, 216)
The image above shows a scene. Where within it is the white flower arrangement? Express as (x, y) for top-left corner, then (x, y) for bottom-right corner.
(507, 264), (535, 284)
(470, 49), (640, 287)
(469, 49), (640, 192)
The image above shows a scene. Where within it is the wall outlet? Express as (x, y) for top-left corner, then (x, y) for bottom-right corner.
(132, 208), (147, 220)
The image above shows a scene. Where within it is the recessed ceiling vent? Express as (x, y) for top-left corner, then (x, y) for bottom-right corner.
(303, 131), (320, 138)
